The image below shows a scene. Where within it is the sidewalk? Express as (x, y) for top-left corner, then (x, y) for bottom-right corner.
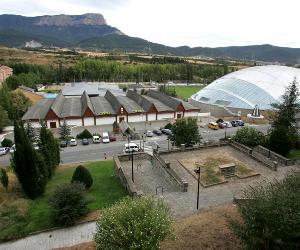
(0, 222), (96, 250)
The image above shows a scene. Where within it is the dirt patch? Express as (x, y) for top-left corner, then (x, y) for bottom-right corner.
(77, 210), (101, 224)
(161, 204), (242, 250)
(56, 204), (242, 250)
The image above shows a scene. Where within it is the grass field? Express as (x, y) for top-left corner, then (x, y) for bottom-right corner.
(0, 160), (127, 242)
(288, 149), (300, 159)
(172, 86), (203, 100)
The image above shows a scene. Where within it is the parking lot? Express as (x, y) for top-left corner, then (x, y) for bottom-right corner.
(0, 123), (270, 167)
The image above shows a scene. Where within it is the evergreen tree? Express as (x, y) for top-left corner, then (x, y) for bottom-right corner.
(39, 122), (60, 178)
(71, 165), (93, 189)
(0, 168), (9, 191)
(270, 78), (300, 154)
(59, 119), (71, 140)
(0, 105), (9, 133)
(12, 121), (47, 199)
(25, 120), (36, 143)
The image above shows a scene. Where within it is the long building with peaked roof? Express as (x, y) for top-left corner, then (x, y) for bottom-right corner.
(23, 89), (200, 128)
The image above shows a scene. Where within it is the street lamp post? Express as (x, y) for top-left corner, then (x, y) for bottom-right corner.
(167, 137), (170, 151)
(127, 135), (130, 160)
(131, 150), (134, 183)
(194, 166), (201, 210)
(224, 125), (227, 139)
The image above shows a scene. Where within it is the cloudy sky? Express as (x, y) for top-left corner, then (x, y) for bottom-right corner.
(0, 0), (299, 48)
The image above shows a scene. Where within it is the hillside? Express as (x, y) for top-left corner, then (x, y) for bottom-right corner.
(1, 14), (300, 64)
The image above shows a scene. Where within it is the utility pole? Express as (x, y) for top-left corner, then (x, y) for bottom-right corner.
(194, 166), (201, 210)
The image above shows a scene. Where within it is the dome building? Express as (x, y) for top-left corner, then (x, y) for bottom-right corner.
(190, 65), (300, 117)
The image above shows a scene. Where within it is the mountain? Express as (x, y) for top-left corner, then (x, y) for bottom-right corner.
(0, 13), (122, 47)
(0, 14), (300, 64)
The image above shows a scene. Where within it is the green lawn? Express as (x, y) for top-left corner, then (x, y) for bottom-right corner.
(0, 160), (127, 242)
(172, 86), (203, 100)
(288, 149), (300, 159)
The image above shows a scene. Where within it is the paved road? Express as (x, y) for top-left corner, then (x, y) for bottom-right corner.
(0, 124), (270, 167)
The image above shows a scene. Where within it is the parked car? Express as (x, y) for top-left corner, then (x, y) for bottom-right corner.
(222, 121), (232, 128)
(10, 144), (16, 153)
(230, 120), (239, 127)
(0, 147), (9, 156)
(218, 122), (225, 129)
(93, 135), (101, 144)
(208, 122), (219, 130)
(59, 140), (68, 148)
(236, 120), (244, 126)
(146, 130), (153, 137)
(70, 138), (77, 146)
(82, 138), (89, 145)
(109, 133), (116, 142)
(153, 129), (162, 136)
(102, 132), (110, 143)
(123, 143), (139, 153)
(161, 128), (172, 135)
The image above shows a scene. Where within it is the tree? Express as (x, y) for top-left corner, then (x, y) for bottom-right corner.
(270, 78), (300, 154)
(39, 123), (60, 179)
(59, 119), (71, 140)
(1, 138), (13, 148)
(170, 117), (201, 146)
(94, 196), (173, 250)
(76, 129), (93, 139)
(233, 127), (265, 147)
(12, 121), (47, 199)
(231, 171), (300, 249)
(25, 121), (36, 143)
(269, 126), (293, 157)
(10, 91), (31, 120)
(0, 106), (9, 133)
(0, 168), (9, 191)
(71, 165), (93, 189)
(48, 183), (88, 226)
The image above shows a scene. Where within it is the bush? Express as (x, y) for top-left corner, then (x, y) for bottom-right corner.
(1, 138), (13, 148)
(164, 123), (173, 130)
(0, 168), (9, 191)
(233, 127), (265, 147)
(76, 129), (93, 139)
(94, 196), (173, 250)
(71, 165), (93, 189)
(48, 183), (88, 226)
(230, 171), (300, 249)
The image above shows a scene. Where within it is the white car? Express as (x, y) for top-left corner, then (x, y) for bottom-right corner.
(222, 121), (232, 128)
(10, 144), (16, 153)
(123, 143), (139, 153)
(0, 147), (9, 156)
(102, 132), (110, 143)
(146, 130), (153, 137)
(93, 135), (101, 144)
(70, 139), (77, 146)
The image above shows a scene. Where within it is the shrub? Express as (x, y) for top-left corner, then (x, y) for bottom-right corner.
(48, 183), (88, 226)
(76, 129), (93, 139)
(1, 138), (13, 148)
(71, 165), (93, 189)
(164, 123), (173, 130)
(230, 171), (300, 249)
(94, 196), (173, 250)
(233, 127), (265, 147)
(0, 168), (9, 191)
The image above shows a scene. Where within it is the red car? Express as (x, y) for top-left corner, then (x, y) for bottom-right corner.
(218, 122), (225, 129)
(109, 133), (116, 142)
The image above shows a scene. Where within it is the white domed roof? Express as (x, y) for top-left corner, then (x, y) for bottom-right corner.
(192, 65), (300, 110)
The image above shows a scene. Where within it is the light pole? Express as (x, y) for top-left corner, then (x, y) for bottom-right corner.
(167, 137), (170, 151)
(127, 135), (130, 160)
(224, 125), (227, 139)
(194, 166), (201, 210)
(131, 150), (134, 183)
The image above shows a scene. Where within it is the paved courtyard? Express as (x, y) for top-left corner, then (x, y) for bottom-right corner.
(122, 146), (299, 217)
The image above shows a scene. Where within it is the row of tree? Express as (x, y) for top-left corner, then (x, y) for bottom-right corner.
(2, 60), (228, 90)
(12, 121), (60, 199)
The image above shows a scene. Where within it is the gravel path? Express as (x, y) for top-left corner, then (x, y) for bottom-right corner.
(0, 222), (96, 250)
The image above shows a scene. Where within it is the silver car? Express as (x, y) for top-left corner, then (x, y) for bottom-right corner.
(146, 130), (153, 137)
(0, 147), (9, 156)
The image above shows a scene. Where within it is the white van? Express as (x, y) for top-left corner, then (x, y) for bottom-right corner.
(123, 143), (139, 153)
(102, 132), (110, 143)
(93, 135), (101, 144)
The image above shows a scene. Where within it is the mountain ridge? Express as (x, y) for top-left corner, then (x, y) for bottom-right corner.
(0, 14), (300, 64)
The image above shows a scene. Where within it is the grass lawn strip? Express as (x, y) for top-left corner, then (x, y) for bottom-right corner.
(0, 160), (127, 242)
(288, 149), (300, 159)
(172, 86), (203, 100)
